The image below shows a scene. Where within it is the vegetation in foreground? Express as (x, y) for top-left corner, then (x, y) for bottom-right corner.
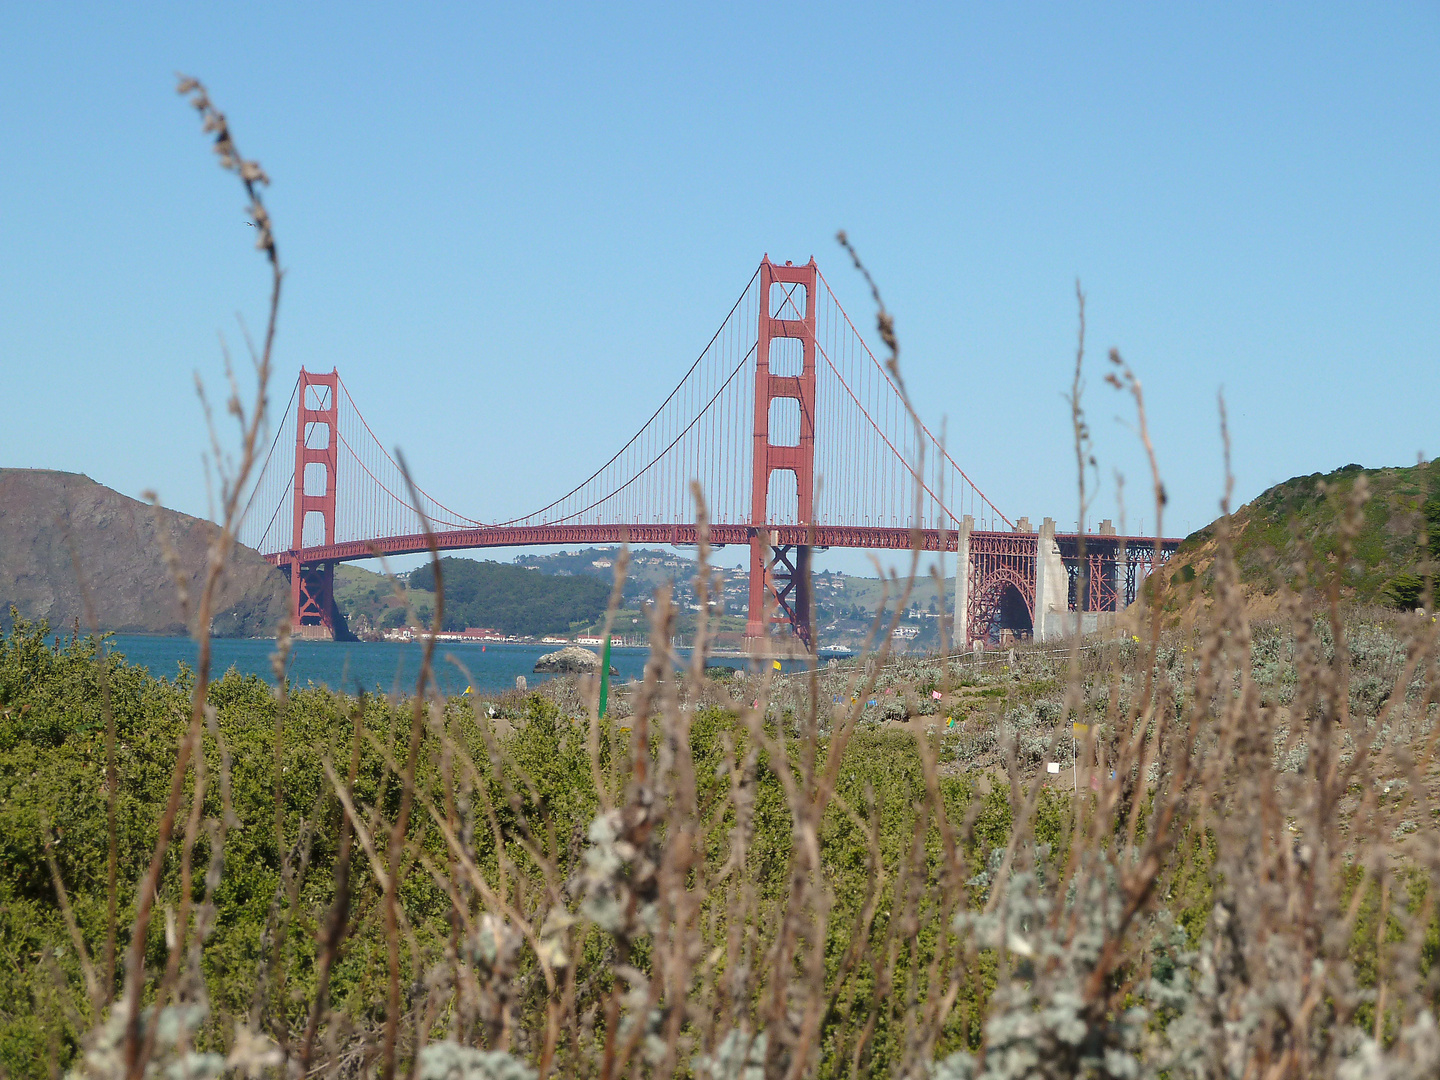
(8, 525), (1440, 1078)
(0, 614), (1025, 1076)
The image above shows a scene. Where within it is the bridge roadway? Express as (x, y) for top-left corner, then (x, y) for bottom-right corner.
(262, 523), (1173, 566)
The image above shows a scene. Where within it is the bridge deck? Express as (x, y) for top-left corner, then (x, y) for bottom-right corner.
(262, 524), (1181, 566)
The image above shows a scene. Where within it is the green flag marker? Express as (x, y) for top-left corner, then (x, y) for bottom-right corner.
(598, 634), (612, 718)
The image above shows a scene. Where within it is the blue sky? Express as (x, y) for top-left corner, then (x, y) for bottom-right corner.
(2, 3), (1437, 576)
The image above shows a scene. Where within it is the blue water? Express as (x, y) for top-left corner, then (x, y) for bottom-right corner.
(104, 636), (800, 697)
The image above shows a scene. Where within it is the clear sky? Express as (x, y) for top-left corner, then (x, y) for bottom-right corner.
(2, 4), (1437, 577)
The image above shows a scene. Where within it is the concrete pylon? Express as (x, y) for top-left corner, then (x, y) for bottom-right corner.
(954, 515), (972, 647)
(1032, 518), (1069, 642)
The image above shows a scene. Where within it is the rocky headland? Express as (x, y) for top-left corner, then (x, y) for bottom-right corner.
(0, 468), (288, 637)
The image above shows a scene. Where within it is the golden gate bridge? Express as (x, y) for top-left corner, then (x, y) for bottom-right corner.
(240, 257), (1177, 647)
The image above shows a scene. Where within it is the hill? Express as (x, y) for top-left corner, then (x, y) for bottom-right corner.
(514, 546), (729, 606)
(0, 468), (288, 637)
(409, 556), (611, 637)
(332, 564), (435, 635)
(1157, 460), (1440, 619)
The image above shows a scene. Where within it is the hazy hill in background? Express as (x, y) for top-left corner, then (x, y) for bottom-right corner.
(333, 546), (961, 649)
(511, 546), (960, 614)
(0, 469), (288, 637)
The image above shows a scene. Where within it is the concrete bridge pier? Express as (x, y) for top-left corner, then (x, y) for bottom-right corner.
(953, 515), (971, 648)
(1032, 518), (1070, 642)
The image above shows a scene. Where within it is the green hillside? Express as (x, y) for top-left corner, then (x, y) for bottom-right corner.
(1160, 460), (1440, 616)
(333, 564), (433, 633)
(409, 557), (610, 637)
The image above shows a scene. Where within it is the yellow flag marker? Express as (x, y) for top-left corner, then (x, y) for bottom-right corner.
(1072, 722), (1089, 736)
(773, 659), (782, 671)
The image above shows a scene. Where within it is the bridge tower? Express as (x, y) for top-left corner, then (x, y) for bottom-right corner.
(288, 367), (342, 638)
(747, 257), (818, 649)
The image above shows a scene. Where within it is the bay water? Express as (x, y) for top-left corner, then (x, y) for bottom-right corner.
(104, 636), (802, 697)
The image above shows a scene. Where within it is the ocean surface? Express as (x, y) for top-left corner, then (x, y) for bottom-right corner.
(104, 635), (803, 696)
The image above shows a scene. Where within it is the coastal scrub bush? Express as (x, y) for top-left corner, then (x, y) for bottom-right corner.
(1, 613), (1016, 1077)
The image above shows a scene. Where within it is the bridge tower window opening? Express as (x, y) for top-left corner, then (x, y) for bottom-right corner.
(768, 337), (804, 377)
(765, 468), (799, 525)
(769, 280), (807, 319)
(767, 397), (801, 448)
(303, 462), (329, 498)
(303, 383), (332, 412)
(300, 510), (329, 549)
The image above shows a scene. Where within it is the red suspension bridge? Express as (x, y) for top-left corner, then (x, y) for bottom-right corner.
(241, 257), (1177, 648)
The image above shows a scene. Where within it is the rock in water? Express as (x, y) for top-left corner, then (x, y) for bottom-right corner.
(533, 646), (618, 675)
